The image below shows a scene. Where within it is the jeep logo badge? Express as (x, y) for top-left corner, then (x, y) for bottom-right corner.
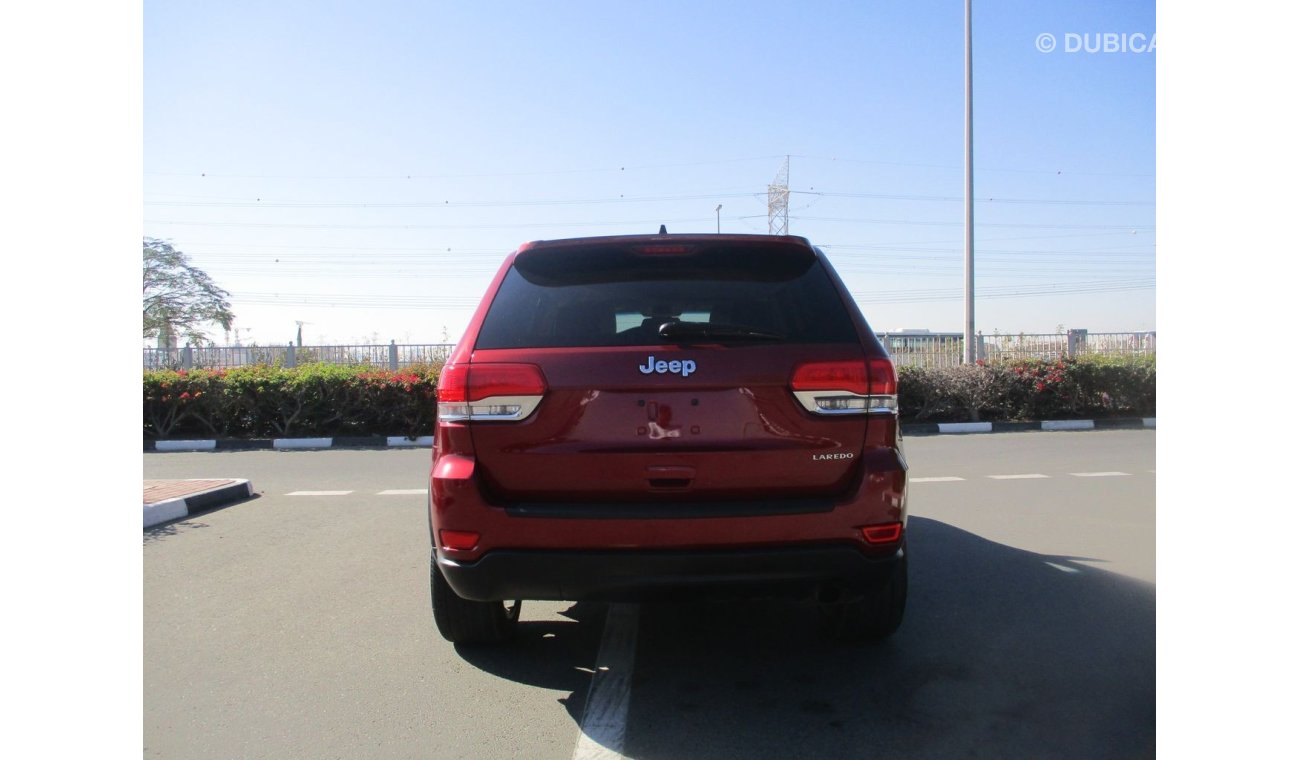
(638, 355), (697, 377)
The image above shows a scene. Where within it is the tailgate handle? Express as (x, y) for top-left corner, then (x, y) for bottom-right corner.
(647, 465), (694, 490)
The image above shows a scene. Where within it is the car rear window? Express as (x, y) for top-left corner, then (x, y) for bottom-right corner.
(474, 243), (860, 349)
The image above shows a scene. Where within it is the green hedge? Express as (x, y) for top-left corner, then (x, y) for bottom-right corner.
(143, 356), (1155, 439)
(897, 354), (1156, 422)
(144, 364), (440, 439)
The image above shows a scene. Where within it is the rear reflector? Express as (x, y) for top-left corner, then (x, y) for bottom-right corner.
(791, 358), (898, 415)
(861, 523), (903, 544)
(438, 363), (546, 422)
(439, 530), (480, 551)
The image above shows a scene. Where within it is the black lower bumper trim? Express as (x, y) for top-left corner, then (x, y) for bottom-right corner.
(437, 544), (903, 602)
(504, 497), (835, 519)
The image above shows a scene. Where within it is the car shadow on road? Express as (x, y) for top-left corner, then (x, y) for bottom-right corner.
(143, 492), (262, 545)
(453, 601), (609, 725)
(452, 516), (1155, 759)
(623, 515), (1155, 759)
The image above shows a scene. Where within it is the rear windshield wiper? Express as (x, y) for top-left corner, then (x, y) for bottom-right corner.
(658, 321), (784, 342)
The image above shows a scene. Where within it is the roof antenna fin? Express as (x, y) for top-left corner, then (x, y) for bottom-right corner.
(658, 224), (668, 235)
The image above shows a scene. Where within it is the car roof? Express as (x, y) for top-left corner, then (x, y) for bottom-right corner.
(516, 233), (815, 253)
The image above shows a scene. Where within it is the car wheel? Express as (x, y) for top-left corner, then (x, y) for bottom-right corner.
(430, 549), (521, 644)
(821, 549), (907, 642)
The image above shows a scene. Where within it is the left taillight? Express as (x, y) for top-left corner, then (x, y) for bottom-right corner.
(437, 363), (547, 422)
(790, 357), (897, 416)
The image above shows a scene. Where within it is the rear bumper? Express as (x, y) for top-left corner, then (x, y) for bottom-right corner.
(431, 447), (908, 558)
(437, 543), (904, 602)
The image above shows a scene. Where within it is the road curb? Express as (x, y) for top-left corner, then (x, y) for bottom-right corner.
(901, 417), (1154, 436)
(147, 419), (1156, 450)
(144, 479), (254, 529)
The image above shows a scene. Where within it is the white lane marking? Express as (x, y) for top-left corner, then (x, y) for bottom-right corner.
(911, 477), (965, 483)
(286, 490), (353, 496)
(378, 489), (426, 495)
(988, 474), (1050, 480)
(1070, 471), (1130, 477)
(1045, 562), (1081, 574)
(573, 604), (640, 760)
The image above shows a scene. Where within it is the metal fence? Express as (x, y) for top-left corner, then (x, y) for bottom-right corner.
(144, 330), (1155, 372)
(143, 342), (455, 371)
(880, 329), (1155, 369)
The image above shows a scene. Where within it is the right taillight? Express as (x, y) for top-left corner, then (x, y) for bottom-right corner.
(437, 363), (547, 422)
(791, 357), (897, 416)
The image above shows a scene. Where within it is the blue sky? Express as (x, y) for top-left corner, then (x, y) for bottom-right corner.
(144, 0), (1155, 346)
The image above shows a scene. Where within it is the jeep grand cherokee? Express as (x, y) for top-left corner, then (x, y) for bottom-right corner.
(428, 233), (908, 643)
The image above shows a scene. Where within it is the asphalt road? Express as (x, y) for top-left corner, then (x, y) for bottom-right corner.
(144, 430), (1155, 759)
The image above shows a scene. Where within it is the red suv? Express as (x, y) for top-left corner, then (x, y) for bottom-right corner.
(428, 233), (907, 643)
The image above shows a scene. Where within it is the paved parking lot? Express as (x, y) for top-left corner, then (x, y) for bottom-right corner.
(144, 430), (1155, 759)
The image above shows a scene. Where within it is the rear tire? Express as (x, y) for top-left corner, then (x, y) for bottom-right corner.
(430, 549), (521, 644)
(821, 549), (907, 642)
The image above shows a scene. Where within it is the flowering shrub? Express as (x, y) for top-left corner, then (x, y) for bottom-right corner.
(143, 369), (228, 437)
(1002, 354), (1155, 420)
(897, 355), (1154, 422)
(144, 364), (442, 438)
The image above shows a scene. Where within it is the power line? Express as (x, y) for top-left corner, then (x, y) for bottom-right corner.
(172, 229), (1145, 253)
(143, 189), (1151, 209)
(853, 278), (1154, 305)
(792, 190), (1152, 206)
(147, 216), (1154, 232)
(144, 217), (720, 231)
(792, 216), (1153, 231)
(791, 153), (1154, 178)
(143, 191), (764, 209)
(143, 155), (788, 181)
(143, 152), (1153, 181)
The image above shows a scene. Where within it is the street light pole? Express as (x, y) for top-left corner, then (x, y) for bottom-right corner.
(963, 0), (977, 363)
(716, 204), (722, 234)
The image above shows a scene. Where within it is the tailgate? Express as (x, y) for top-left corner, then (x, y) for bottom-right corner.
(468, 344), (868, 502)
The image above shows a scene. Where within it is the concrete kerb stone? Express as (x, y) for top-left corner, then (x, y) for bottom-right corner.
(937, 422), (993, 434)
(901, 418), (1154, 436)
(154, 440), (217, 452)
(1042, 420), (1095, 431)
(273, 437), (332, 450)
(146, 436), (439, 451)
(143, 479), (254, 529)
(387, 435), (435, 447)
(142, 497), (188, 527)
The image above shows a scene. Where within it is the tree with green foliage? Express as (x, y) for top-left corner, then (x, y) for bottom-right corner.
(143, 237), (235, 347)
